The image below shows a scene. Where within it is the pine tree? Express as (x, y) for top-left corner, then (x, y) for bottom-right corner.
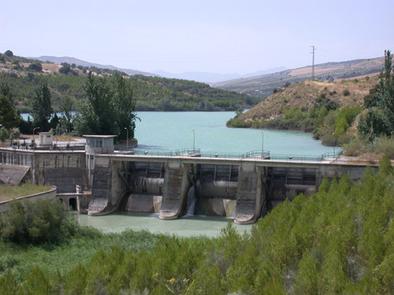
(360, 50), (394, 139)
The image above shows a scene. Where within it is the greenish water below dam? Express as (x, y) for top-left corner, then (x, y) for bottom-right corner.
(78, 213), (252, 237)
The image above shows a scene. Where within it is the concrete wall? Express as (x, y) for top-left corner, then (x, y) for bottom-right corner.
(87, 154), (376, 223)
(0, 149), (88, 193)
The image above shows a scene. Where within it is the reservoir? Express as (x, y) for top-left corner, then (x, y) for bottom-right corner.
(78, 111), (336, 237)
(134, 111), (337, 156)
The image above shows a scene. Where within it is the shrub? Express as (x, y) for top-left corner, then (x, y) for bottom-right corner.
(0, 199), (76, 244)
(374, 137), (394, 159)
(226, 117), (251, 128)
(0, 127), (9, 142)
(28, 62), (42, 72)
(343, 137), (369, 156)
(343, 89), (350, 96)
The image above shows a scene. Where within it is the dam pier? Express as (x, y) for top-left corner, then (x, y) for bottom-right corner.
(0, 135), (372, 224)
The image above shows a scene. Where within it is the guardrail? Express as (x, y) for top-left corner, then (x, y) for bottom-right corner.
(9, 141), (85, 151)
(131, 149), (341, 162)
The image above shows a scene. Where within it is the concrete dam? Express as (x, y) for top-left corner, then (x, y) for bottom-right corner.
(0, 135), (371, 224)
(88, 152), (367, 224)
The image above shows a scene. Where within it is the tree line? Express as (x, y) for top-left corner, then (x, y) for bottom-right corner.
(0, 72), (137, 140)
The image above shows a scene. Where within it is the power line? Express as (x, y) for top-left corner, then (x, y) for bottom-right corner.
(310, 45), (316, 80)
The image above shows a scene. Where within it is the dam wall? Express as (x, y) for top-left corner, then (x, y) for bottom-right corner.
(0, 146), (373, 224)
(87, 153), (372, 224)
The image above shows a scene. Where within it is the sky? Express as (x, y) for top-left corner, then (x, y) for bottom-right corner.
(1, 0), (393, 74)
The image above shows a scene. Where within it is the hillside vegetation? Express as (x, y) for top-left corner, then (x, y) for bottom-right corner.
(215, 57), (383, 98)
(228, 76), (378, 145)
(0, 52), (256, 112)
(0, 159), (394, 294)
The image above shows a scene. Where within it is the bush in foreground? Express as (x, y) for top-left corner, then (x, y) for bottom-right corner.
(0, 199), (76, 244)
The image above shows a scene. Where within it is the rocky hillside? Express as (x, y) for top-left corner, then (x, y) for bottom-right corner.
(215, 57), (384, 98)
(235, 76), (378, 124)
(0, 51), (257, 112)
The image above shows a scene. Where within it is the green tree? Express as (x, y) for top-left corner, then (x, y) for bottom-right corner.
(4, 50), (13, 57)
(360, 50), (394, 139)
(59, 96), (75, 133)
(75, 73), (117, 135)
(0, 83), (19, 129)
(32, 83), (53, 132)
(76, 73), (138, 139)
(28, 62), (43, 72)
(112, 73), (137, 139)
(59, 62), (71, 75)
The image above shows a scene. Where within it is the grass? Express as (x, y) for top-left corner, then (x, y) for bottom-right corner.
(0, 227), (160, 279)
(0, 183), (52, 202)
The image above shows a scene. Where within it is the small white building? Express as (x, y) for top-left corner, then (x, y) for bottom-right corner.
(38, 132), (53, 146)
(83, 135), (116, 154)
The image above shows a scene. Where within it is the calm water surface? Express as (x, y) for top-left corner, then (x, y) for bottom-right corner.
(134, 112), (337, 156)
(78, 213), (252, 238)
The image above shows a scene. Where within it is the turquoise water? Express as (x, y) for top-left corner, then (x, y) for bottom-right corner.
(21, 111), (335, 157)
(134, 112), (337, 156)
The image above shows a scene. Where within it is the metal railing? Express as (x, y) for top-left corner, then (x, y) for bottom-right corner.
(131, 149), (340, 162)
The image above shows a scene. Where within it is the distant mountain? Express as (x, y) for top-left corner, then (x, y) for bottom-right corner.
(36, 56), (153, 76)
(36, 55), (287, 84)
(156, 67), (286, 84)
(1, 53), (255, 112)
(215, 57), (384, 98)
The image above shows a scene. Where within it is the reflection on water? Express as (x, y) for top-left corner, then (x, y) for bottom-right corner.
(77, 213), (252, 238)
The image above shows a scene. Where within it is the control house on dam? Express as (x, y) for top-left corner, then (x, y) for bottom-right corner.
(0, 135), (372, 224)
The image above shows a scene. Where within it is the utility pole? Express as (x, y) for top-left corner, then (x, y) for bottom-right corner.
(310, 45), (316, 80)
(192, 129), (196, 151)
(124, 127), (129, 150)
(261, 130), (264, 157)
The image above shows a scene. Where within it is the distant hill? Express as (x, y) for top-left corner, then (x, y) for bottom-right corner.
(37, 56), (153, 76)
(215, 57), (384, 98)
(0, 52), (256, 112)
(37, 56), (285, 84)
(156, 67), (286, 84)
